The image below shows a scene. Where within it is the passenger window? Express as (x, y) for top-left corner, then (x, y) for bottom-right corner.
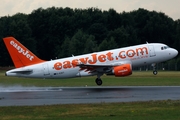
(161, 47), (164, 50)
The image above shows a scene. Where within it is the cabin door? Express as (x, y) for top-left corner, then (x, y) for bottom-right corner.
(148, 45), (156, 57)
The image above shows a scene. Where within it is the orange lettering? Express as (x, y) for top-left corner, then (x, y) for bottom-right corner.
(98, 54), (106, 62)
(116, 56), (118, 60)
(126, 50), (135, 57)
(106, 52), (114, 61)
(63, 61), (72, 69)
(72, 59), (79, 67)
(54, 47), (149, 71)
(79, 57), (89, 64)
(88, 54), (97, 64)
(136, 47), (148, 56)
(119, 51), (126, 59)
(54, 62), (62, 70)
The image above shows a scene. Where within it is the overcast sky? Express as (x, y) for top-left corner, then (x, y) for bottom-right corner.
(0, 0), (180, 20)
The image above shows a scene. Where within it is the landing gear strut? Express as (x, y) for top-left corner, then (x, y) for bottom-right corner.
(152, 63), (158, 75)
(95, 78), (102, 86)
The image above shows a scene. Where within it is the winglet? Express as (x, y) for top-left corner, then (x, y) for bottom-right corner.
(3, 37), (45, 68)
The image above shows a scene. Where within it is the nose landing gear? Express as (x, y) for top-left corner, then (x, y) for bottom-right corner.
(153, 70), (158, 75)
(152, 63), (158, 75)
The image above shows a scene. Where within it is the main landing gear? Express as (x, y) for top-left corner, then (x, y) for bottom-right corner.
(152, 63), (158, 75)
(95, 73), (103, 86)
(95, 78), (102, 86)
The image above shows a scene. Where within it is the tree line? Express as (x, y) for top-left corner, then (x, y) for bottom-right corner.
(0, 7), (180, 69)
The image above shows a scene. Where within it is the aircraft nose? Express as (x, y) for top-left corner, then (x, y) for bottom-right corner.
(171, 48), (178, 57)
(174, 49), (178, 56)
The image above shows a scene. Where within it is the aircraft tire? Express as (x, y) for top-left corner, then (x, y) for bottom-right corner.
(153, 71), (158, 75)
(95, 78), (102, 86)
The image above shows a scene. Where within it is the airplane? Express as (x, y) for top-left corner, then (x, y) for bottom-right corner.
(3, 37), (178, 85)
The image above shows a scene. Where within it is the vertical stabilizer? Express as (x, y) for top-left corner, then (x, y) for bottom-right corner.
(3, 37), (45, 68)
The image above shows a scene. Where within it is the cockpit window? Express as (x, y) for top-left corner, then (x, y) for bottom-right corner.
(164, 46), (170, 49)
(161, 46), (170, 50)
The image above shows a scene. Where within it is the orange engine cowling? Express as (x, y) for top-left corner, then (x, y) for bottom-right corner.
(113, 64), (132, 77)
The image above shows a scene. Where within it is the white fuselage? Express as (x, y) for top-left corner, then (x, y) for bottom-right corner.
(6, 43), (178, 78)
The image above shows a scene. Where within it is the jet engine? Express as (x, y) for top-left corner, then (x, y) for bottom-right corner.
(112, 64), (132, 77)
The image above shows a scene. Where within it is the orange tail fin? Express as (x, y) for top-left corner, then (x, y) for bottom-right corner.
(3, 37), (45, 68)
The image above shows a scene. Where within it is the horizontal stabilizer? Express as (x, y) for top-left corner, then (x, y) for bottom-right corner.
(7, 69), (33, 74)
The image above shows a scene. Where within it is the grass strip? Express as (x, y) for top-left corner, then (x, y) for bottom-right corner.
(0, 100), (180, 120)
(0, 71), (180, 86)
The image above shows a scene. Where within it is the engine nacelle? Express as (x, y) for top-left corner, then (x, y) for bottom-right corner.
(112, 64), (132, 77)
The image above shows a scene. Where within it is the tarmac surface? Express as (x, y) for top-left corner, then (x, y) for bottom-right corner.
(0, 86), (180, 106)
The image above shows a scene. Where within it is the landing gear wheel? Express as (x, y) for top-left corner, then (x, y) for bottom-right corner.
(152, 63), (158, 75)
(95, 78), (102, 86)
(153, 70), (158, 75)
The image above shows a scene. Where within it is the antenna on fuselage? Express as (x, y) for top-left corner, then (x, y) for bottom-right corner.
(146, 41), (149, 44)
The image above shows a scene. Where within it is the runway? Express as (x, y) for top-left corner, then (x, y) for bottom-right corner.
(0, 86), (180, 106)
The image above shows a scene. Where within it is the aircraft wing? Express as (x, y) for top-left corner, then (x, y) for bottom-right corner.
(77, 61), (131, 73)
(77, 63), (113, 73)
